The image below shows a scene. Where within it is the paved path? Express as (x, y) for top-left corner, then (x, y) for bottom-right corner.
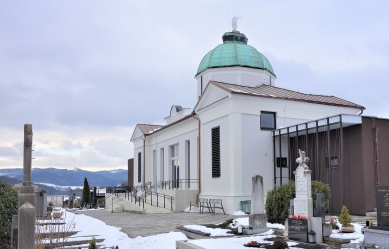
(73, 210), (238, 238)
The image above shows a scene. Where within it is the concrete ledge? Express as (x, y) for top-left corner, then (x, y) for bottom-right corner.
(176, 240), (205, 249)
(366, 211), (377, 217)
(176, 226), (211, 239)
(124, 209), (146, 214)
(362, 227), (389, 248)
(243, 228), (270, 235)
(323, 236), (351, 247)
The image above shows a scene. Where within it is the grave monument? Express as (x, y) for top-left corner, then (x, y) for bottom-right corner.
(12, 124), (36, 249)
(362, 185), (389, 248)
(243, 175), (268, 234)
(288, 150), (322, 243)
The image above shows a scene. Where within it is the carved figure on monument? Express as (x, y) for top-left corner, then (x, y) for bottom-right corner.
(295, 149), (310, 170)
(231, 15), (241, 31)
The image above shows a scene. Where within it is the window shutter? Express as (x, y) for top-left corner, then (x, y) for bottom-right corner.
(212, 127), (220, 177)
(138, 152), (142, 182)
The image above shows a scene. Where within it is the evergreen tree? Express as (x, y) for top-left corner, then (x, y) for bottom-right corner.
(339, 205), (352, 227)
(0, 180), (18, 249)
(82, 177), (90, 206)
(88, 237), (97, 249)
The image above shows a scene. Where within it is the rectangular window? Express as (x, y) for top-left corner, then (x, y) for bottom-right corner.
(186, 140), (190, 188)
(160, 148), (164, 182)
(171, 144), (179, 188)
(138, 152), (142, 182)
(212, 126), (221, 178)
(260, 111), (276, 130)
(325, 157), (338, 169)
(276, 157), (287, 168)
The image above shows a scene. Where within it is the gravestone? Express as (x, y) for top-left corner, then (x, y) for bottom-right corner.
(244, 175), (268, 234)
(293, 150), (313, 218)
(362, 186), (389, 248)
(376, 186), (389, 227)
(315, 193), (326, 224)
(288, 218), (308, 243)
(288, 150), (323, 243)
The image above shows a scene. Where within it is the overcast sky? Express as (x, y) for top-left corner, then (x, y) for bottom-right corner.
(1, 1), (388, 171)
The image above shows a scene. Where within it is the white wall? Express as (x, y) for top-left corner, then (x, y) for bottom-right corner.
(202, 115), (230, 196)
(195, 67), (277, 99)
(146, 118), (199, 190)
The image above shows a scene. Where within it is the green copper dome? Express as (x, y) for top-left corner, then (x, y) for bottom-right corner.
(196, 32), (274, 75)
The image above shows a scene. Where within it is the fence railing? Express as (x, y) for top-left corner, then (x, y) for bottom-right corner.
(157, 179), (199, 190)
(105, 179), (198, 211)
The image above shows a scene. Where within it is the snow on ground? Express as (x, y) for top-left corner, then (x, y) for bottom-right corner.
(232, 210), (248, 216)
(37, 209), (365, 249)
(183, 225), (233, 237)
(229, 217), (285, 230)
(184, 206), (200, 212)
(330, 222), (365, 243)
(38, 209), (188, 249)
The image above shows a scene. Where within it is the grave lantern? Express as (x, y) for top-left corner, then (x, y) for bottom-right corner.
(308, 230), (316, 244)
(238, 225), (243, 234)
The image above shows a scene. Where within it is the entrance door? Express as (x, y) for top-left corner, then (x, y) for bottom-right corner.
(171, 144), (179, 189)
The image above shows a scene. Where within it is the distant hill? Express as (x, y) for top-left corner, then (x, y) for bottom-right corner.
(0, 175), (21, 185)
(0, 167), (128, 188)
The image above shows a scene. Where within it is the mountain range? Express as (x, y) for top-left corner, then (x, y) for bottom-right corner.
(0, 167), (128, 187)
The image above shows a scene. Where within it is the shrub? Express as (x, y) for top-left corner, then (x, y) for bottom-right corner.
(0, 180), (18, 249)
(88, 237), (97, 249)
(339, 205), (352, 227)
(265, 180), (330, 224)
(274, 239), (289, 249)
(265, 181), (294, 224)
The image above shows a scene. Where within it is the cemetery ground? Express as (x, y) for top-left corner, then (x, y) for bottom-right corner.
(44, 208), (369, 249)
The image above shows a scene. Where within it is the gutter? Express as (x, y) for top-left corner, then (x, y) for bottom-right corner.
(143, 138), (146, 186)
(192, 112), (202, 200)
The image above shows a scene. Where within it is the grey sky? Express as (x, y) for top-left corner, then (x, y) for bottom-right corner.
(1, 1), (388, 170)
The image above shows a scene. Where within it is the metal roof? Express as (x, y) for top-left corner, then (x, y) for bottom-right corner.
(136, 124), (164, 135)
(211, 81), (365, 110)
(196, 32), (274, 75)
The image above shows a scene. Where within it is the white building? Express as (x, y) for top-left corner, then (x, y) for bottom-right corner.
(130, 30), (364, 214)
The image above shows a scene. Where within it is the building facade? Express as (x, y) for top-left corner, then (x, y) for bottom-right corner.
(130, 30), (367, 214)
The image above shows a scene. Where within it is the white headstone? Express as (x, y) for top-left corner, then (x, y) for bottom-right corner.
(293, 150), (313, 218)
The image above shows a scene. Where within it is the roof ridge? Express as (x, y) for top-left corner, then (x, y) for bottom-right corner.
(137, 123), (164, 126)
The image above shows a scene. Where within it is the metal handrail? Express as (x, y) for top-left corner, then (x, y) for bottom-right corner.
(110, 192), (125, 213)
(157, 179), (199, 190)
(144, 190), (174, 211)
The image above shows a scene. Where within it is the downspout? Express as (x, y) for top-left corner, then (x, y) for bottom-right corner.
(192, 113), (202, 200)
(358, 108), (364, 115)
(372, 117), (379, 185)
(143, 137), (146, 187)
